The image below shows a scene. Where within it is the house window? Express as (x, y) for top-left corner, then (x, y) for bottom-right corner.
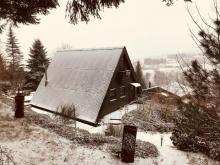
(118, 69), (131, 84)
(109, 88), (117, 99)
(125, 70), (131, 77)
(119, 86), (126, 97)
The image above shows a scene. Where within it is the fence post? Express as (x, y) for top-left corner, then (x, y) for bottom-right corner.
(121, 125), (137, 163)
(15, 92), (24, 118)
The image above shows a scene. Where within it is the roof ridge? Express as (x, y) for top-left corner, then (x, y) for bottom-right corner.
(56, 46), (125, 52)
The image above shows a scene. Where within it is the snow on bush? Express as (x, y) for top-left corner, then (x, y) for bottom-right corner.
(171, 103), (220, 161)
(122, 101), (177, 132)
(53, 104), (77, 125)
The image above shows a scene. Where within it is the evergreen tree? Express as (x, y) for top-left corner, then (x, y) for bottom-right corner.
(6, 25), (23, 88)
(25, 39), (49, 91)
(0, 0), (124, 31)
(171, 2), (220, 160)
(135, 61), (146, 89)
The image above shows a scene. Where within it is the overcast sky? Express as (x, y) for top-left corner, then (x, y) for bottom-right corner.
(0, 0), (214, 61)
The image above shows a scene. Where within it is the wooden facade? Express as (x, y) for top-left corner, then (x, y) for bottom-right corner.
(97, 48), (141, 120)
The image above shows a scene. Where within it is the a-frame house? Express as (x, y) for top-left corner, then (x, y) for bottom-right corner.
(31, 47), (141, 126)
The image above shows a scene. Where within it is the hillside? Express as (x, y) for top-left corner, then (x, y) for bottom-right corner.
(0, 97), (159, 165)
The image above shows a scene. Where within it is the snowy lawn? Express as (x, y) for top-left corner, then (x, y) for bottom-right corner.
(0, 101), (158, 165)
(1, 96), (219, 165)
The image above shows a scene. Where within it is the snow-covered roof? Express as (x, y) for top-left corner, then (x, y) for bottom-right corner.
(130, 83), (141, 87)
(31, 47), (124, 124)
(162, 82), (192, 97)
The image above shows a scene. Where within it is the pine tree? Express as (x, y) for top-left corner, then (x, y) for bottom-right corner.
(25, 39), (49, 91)
(171, 2), (220, 160)
(0, 0), (123, 30)
(6, 25), (23, 88)
(135, 61), (146, 89)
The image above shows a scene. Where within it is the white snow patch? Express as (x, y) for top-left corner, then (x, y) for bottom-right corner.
(101, 104), (138, 124)
(75, 104), (139, 134)
(161, 92), (169, 97)
(137, 131), (218, 165)
(162, 82), (192, 97)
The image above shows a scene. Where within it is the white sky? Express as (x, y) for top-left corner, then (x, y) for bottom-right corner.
(0, 0), (215, 61)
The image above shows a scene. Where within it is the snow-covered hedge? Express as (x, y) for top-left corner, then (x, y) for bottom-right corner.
(122, 101), (177, 132)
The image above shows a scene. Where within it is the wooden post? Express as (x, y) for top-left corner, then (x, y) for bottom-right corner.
(15, 92), (24, 118)
(121, 125), (137, 163)
(161, 135), (164, 147)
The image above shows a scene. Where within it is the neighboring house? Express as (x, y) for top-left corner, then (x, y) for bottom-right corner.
(31, 47), (141, 126)
(142, 86), (180, 105)
(162, 82), (192, 98)
(142, 82), (192, 105)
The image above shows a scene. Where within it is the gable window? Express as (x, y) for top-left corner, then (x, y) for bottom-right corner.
(109, 88), (117, 99)
(119, 86), (126, 97)
(118, 69), (131, 84)
(125, 70), (131, 77)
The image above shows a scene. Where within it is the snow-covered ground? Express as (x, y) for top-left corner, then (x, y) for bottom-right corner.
(162, 82), (192, 97)
(0, 101), (154, 165)
(32, 103), (139, 135)
(24, 92), (35, 106)
(0, 100), (219, 165)
(137, 132), (219, 165)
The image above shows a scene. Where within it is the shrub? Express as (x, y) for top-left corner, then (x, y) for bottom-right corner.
(54, 104), (77, 125)
(105, 124), (123, 137)
(171, 103), (220, 161)
(122, 101), (176, 132)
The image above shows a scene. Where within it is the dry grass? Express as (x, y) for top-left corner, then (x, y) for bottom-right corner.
(0, 146), (16, 165)
(0, 102), (35, 142)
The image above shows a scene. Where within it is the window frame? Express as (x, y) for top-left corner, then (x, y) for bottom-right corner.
(109, 88), (117, 101)
(119, 86), (126, 98)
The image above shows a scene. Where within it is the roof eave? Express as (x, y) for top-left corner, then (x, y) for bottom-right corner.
(31, 104), (99, 127)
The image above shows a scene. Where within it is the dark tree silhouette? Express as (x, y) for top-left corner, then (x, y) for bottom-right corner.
(0, 0), (58, 25)
(135, 61), (146, 89)
(0, 0), (124, 31)
(0, 0), (194, 32)
(25, 39), (49, 91)
(6, 25), (23, 87)
(0, 53), (8, 81)
(171, 2), (220, 160)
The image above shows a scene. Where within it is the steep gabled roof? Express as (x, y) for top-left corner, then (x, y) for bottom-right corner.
(31, 47), (125, 124)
